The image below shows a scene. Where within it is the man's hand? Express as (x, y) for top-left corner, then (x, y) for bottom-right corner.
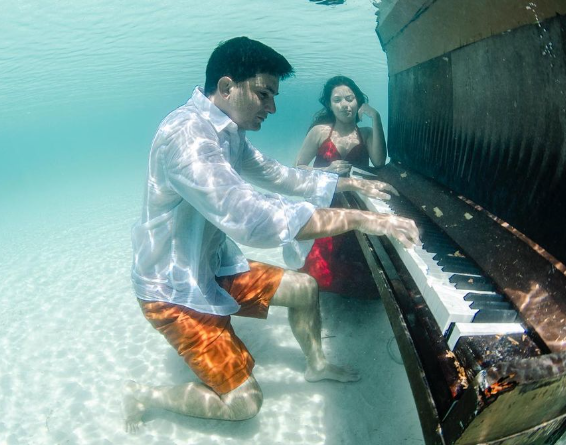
(337, 177), (399, 200)
(358, 212), (421, 248)
(323, 160), (352, 177)
(297, 208), (420, 248)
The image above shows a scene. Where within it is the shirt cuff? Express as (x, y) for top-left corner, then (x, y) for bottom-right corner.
(307, 170), (338, 208)
(281, 201), (316, 270)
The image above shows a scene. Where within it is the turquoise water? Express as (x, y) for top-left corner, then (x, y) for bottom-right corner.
(0, 0), (388, 203)
(0, 2), (418, 444)
(1, 0), (389, 246)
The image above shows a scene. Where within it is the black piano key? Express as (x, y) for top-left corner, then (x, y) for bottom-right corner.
(471, 309), (518, 323)
(437, 256), (476, 267)
(423, 240), (460, 253)
(423, 242), (460, 255)
(388, 204), (434, 224)
(421, 232), (456, 243)
(421, 232), (455, 243)
(464, 292), (506, 303)
(433, 252), (469, 262)
(469, 300), (515, 311)
(462, 293), (519, 323)
(406, 215), (436, 228)
(449, 274), (496, 292)
(419, 224), (443, 235)
(437, 257), (483, 275)
(402, 217), (437, 233)
(391, 208), (446, 231)
(441, 263), (483, 275)
(423, 230), (451, 239)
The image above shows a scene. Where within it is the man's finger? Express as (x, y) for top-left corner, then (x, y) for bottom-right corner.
(371, 190), (391, 200)
(385, 185), (400, 196)
(376, 182), (399, 196)
(397, 233), (413, 249)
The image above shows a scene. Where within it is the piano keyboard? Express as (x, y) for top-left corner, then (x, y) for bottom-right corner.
(351, 168), (524, 350)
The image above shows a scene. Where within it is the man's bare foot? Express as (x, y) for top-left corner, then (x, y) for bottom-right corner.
(122, 380), (146, 433)
(304, 362), (360, 383)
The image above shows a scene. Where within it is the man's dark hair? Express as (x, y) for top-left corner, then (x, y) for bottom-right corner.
(204, 36), (294, 96)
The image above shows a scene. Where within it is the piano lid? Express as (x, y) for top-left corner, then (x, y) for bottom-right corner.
(375, 1), (566, 266)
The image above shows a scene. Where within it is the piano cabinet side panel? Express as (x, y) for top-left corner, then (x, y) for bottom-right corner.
(335, 193), (446, 444)
(454, 379), (566, 445)
(443, 354), (566, 444)
(386, 13), (566, 267)
(353, 231), (446, 445)
(478, 417), (566, 445)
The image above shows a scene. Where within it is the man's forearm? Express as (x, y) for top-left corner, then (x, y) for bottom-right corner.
(296, 208), (366, 240)
(296, 206), (421, 248)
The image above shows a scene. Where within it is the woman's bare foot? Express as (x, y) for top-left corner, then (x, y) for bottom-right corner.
(305, 362), (360, 383)
(122, 380), (147, 433)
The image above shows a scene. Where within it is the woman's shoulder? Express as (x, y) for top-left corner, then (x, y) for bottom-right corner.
(308, 124), (332, 139)
(311, 123), (332, 132)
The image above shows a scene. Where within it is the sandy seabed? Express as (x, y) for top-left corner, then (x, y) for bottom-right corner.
(0, 186), (425, 445)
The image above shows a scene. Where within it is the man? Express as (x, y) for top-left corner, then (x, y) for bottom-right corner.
(123, 36), (419, 432)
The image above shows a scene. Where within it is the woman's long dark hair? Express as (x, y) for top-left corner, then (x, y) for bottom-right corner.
(308, 76), (368, 130)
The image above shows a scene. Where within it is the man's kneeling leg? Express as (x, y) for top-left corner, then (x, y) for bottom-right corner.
(123, 374), (263, 432)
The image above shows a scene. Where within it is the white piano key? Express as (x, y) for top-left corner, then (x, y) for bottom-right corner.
(390, 235), (476, 334)
(447, 322), (525, 350)
(352, 188), (523, 338)
(355, 192), (393, 215)
(427, 287), (477, 332)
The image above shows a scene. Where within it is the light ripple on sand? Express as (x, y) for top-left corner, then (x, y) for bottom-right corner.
(0, 191), (424, 444)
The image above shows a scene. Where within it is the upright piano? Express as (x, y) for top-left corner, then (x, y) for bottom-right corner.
(340, 2), (566, 443)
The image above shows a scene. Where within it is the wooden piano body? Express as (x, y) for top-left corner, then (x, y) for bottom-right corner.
(345, 1), (566, 443)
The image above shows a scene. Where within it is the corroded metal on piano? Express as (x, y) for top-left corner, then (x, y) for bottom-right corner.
(362, 0), (566, 442)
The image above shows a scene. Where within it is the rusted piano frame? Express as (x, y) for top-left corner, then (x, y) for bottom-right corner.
(336, 163), (566, 444)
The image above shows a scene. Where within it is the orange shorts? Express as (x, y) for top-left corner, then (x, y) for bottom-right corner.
(139, 261), (285, 395)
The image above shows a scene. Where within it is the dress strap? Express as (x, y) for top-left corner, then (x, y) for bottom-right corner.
(319, 124), (335, 146)
(355, 126), (364, 146)
(327, 124), (335, 139)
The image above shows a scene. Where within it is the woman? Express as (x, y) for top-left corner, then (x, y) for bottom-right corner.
(295, 76), (387, 297)
(295, 75), (386, 175)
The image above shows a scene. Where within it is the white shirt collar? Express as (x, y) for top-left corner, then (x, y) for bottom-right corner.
(191, 86), (239, 134)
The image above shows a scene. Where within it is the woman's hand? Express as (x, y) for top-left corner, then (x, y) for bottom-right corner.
(358, 103), (379, 121)
(323, 160), (352, 177)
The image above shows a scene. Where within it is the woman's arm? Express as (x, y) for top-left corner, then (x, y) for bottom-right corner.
(358, 104), (387, 167)
(294, 126), (322, 169)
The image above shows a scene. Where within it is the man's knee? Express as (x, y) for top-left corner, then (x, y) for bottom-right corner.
(222, 376), (263, 420)
(272, 270), (318, 309)
(293, 272), (318, 307)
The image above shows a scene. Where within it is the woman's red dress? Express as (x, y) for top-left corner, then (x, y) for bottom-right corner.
(299, 125), (377, 298)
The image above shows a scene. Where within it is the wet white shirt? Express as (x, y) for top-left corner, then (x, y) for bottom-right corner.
(131, 87), (338, 315)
